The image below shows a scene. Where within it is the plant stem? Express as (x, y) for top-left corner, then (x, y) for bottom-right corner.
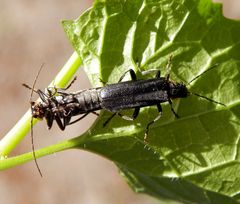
(0, 51), (82, 158)
(0, 133), (86, 170)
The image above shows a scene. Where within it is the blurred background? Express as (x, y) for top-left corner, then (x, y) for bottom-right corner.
(0, 1), (239, 204)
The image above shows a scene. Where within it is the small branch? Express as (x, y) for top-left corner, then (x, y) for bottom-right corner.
(0, 134), (86, 170)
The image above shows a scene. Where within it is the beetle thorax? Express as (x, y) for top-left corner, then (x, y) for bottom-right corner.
(169, 82), (189, 99)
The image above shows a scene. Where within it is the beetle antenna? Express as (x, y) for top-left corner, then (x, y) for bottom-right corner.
(31, 116), (43, 177)
(31, 63), (45, 100)
(188, 64), (219, 84)
(191, 92), (226, 106)
(29, 63), (45, 177)
(22, 83), (38, 94)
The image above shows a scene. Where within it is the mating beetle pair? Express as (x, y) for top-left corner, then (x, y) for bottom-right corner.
(25, 57), (225, 142)
(24, 57), (225, 176)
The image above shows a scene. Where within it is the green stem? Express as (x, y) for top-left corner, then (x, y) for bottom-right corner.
(0, 51), (82, 157)
(0, 133), (87, 170)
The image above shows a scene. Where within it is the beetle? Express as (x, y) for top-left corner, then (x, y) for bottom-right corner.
(24, 58), (225, 176)
(25, 58), (225, 142)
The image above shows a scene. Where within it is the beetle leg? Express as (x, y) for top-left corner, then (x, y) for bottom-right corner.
(117, 107), (140, 121)
(68, 113), (90, 125)
(144, 104), (162, 143)
(55, 115), (65, 130)
(91, 111), (100, 116)
(168, 97), (179, 118)
(118, 69), (137, 82)
(103, 113), (117, 127)
(103, 107), (140, 127)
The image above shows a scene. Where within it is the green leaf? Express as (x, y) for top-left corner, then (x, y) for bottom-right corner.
(119, 165), (239, 204)
(64, 0), (240, 203)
